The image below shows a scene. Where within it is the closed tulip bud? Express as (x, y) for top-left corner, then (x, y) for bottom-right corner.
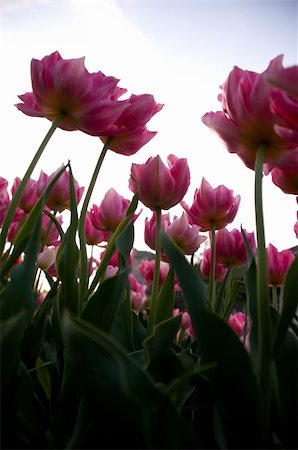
(11, 177), (38, 213)
(267, 243), (295, 286)
(37, 246), (57, 270)
(129, 154), (190, 210)
(37, 167), (85, 212)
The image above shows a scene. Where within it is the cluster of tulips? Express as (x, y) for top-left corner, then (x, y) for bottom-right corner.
(0, 51), (297, 449)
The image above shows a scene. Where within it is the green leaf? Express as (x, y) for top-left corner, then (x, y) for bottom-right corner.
(144, 314), (181, 372)
(1, 216), (41, 320)
(62, 312), (201, 449)
(81, 223), (134, 336)
(56, 166), (79, 315)
(161, 231), (263, 449)
(155, 265), (175, 324)
(273, 254), (298, 354)
(0, 311), (27, 394)
(35, 356), (51, 401)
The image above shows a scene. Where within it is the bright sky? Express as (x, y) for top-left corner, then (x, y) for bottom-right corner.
(0, 0), (297, 252)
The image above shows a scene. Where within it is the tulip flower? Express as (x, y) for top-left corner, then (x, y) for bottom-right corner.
(166, 212), (207, 255)
(215, 228), (256, 268)
(11, 177), (39, 213)
(138, 259), (180, 290)
(128, 273), (148, 313)
(85, 211), (108, 246)
(90, 188), (138, 233)
(100, 94), (163, 155)
(15, 51), (129, 136)
(267, 243), (295, 287)
(144, 212), (171, 251)
(202, 55), (296, 173)
(129, 154), (190, 210)
(200, 247), (227, 282)
(271, 153), (298, 194)
(37, 246), (57, 270)
(181, 177), (240, 232)
(0, 178), (11, 227)
(227, 312), (250, 338)
(266, 65), (298, 144)
(36, 167), (85, 212)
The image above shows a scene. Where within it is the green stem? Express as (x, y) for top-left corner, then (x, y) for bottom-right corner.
(254, 143), (272, 442)
(208, 223), (216, 309)
(147, 208), (162, 336)
(78, 137), (112, 299)
(272, 286), (278, 310)
(0, 113), (65, 257)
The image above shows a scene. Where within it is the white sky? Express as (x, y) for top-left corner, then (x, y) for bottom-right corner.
(0, 0), (297, 251)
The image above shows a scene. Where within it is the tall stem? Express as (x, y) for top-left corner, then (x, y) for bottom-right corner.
(147, 208), (162, 336)
(0, 113), (65, 256)
(208, 223), (216, 308)
(254, 143), (272, 440)
(78, 138), (112, 299)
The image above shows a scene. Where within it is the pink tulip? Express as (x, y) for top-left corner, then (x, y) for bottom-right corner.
(215, 228), (256, 268)
(294, 210), (298, 239)
(138, 259), (180, 290)
(200, 247), (227, 282)
(129, 154), (190, 210)
(0, 177), (11, 227)
(11, 177), (39, 213)
(202, 55), (296, 173)
(267, 243), (295, 286)
(85, 211), (108, 245)
(36, 167), (85, 212)
(100, 94), (163, 155)
(144, 211), (171, 251)
(181, 178), (240, 232)
(166, 212), (206, 255)
(128, 273), (148, 313)
(266, 65), (298, 144)
(41, 213), (63, 246)
(271, 155), (298, 195)
(90, 188), (138, 233)
(15, 51), (129, 136)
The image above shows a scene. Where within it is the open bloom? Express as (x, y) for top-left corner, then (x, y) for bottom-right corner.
(36, 167), (85, 212)
(129, 154), (190, 210)
(267, 243), (295, 286)
(90, 188), (138, 233)
(15, 51), (129, 135)
(265, 65), (298, 144)
(100, 94), (163, 155)
(181, 177), (240, 231)
(202, 55), (296, 173)
(215, 228), (256, 268)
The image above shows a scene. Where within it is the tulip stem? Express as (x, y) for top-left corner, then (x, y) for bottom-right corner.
(208, 223), (216, 309)
(147, 208), (162, 336)
(254, 143), (272, 442)
(78, 137), (112, 300)
(0, 113), (65, 257)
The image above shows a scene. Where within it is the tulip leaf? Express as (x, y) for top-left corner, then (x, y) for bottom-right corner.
(56, 166), (79, 315)
(62, 312), (201, 449)
(161, 231), (263, 449)
(0, 216), (41, 320)
(155, 265), (175, 324)
(273, 254), (298, 354)
(35, 356), (51, 401)
(0, 311), (27, 394)
(82, 223), (134, 336)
